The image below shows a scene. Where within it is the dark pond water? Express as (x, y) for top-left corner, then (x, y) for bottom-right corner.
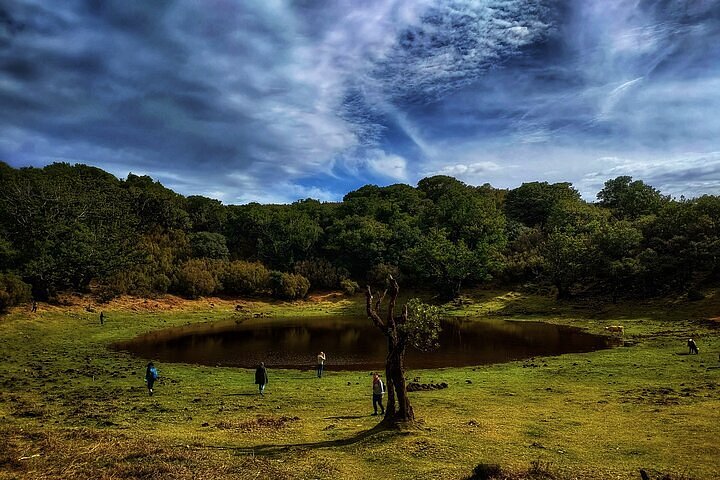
(113, 316), (612, 370)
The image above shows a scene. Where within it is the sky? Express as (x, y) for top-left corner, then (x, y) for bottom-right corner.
(1, 0), (720, 204)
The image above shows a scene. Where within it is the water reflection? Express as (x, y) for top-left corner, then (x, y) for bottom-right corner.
(113, 316), (611, 370)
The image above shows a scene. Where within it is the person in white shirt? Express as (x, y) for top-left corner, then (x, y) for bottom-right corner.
(316, 351), (326, 378)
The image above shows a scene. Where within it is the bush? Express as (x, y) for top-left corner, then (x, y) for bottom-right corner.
(97, 268), (172, 301)
(340, 278), (360, 296)
(269, 271), (310, 300)
(294, 258), (348, 290)
(173, 259), (221, 298)
(221, 261), (270, 295)
(0, 273), (32, 312)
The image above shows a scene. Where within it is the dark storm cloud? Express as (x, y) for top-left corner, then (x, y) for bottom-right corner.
(1, 1), (719, 202)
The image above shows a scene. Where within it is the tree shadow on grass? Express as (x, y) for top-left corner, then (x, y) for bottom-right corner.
(228, 422), (410, 456)
(323, 414), (367, 420)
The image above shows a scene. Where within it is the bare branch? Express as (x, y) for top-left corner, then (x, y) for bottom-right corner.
(386, 275), (399, 329)
(366, 285), (387, 333)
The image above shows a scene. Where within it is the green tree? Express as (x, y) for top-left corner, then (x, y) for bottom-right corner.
(186, 195), (227, 233)
(405, 228), (484, 299)
(0, 163), (139, 297)
(597, 176), (667, 219)
(326, 215), (392, 276)
(505, 182), (581, 228)
(542, 231), (592, 299)
(591, 221), (643, 302)
(125, 174), (190, 231)
(188, 232), (229, 259)
(226, 204), (322, 270)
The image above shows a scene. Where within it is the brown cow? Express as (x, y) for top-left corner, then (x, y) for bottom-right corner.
(605, 325), (624, 335)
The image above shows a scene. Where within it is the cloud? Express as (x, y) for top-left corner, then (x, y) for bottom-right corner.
(0, 1), (719, 203)
(578, 152), (720, 200)
(365, 149), (409, 181)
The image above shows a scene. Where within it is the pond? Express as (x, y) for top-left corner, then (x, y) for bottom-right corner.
(113, 316), (612, 370)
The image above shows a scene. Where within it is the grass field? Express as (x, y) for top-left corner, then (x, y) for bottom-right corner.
(0, 290), (719, 479)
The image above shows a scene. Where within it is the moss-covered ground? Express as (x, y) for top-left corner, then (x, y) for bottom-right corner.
(0, 290), (718, 479)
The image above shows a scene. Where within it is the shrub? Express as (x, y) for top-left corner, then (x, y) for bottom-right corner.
(221, 261), (270, 295)
(97, 268), (172, 301)
(173, 259), (221, 298)
(0, 273), (32, 312)
(152, 273), (171, 293)
(340, 278), (360, 296)
(269, 271), (310, 300)
(293, 258), (348, 290)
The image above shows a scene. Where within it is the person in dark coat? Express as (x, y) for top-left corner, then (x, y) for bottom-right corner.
(255, 362), (268, 395)
(100, 311), (105, 325)
(688, 338), (699, 354)
(31, 300), (37, 313)
(145, 362), (159, 396)
(372, 372), (385, 416)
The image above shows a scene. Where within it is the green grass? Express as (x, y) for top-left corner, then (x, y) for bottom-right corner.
(1, 291), (719, 479)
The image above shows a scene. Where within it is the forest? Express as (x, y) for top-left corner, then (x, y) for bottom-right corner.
(1, 160), (718, 310)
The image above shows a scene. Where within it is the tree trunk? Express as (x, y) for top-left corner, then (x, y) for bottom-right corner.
(366, 278), (415, 425)
(383, 339), (413, 423)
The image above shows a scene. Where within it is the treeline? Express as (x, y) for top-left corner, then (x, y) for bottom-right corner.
(1, 161), (719, 310)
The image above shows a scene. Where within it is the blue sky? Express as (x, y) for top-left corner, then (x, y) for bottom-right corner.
(1, 0), (719, 203)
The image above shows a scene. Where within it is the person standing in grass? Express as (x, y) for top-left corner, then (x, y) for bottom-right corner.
(255, 362), (268, 395)
(145, 362), (159, 396)
(372, 372), (385, 416)
(99, 311), (105, 325)
(31, 300), (37, 313)
(316, 351), (326, 378)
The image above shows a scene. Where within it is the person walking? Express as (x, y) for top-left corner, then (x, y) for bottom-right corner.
(145, 362), (159, 396)
(372, 372), (385, 416)
(31, 300), (37, 313)
(316, 351), (326, 378)
(255, 362), (268, 395)
(688, 338), (699, 354)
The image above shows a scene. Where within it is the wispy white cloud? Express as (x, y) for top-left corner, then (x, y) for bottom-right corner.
(365, 149), (409, 182)
(578, 152), (720, 200)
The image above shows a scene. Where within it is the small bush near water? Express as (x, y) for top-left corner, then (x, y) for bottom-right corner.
(269, 271), (310, 300)
(0, 273), (31, 312)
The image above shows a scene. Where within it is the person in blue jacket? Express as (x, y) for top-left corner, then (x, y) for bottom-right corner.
(145, 362), (159, 396)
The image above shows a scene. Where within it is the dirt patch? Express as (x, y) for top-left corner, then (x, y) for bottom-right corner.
(620, 382), (717, 405)
(215, 415), (300, 432)
(13, 294), (262, 315)
(306, 291), (346, 302)
(407, 382), (448, 392)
